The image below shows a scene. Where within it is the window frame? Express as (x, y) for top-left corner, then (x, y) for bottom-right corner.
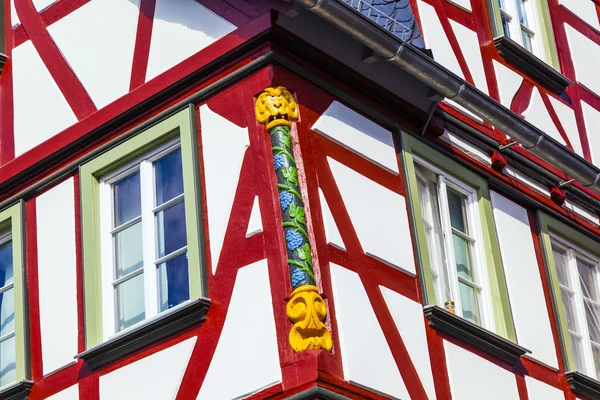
(488, 0), (559, 69)
(538, 212), (600, 377)
(80, 106), (205, 348)
(402, 132), (515, 340)
(0, 202), (27, 390)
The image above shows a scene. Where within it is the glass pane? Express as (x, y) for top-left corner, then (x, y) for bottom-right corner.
(585, 301), (600, 342)
(453, 234), (474, 281)
(113, 171), (141, 227)
(502, 16), (511, 38)
(517, 0), (528, 26)
(593, 346), (600, 380)
(521, 29), (533, 52)
(561, 289), (578, 331)
(158, 253), (190, 312)
(553, 247), (570, 286)
(571, 334), (585, 371)
(0, 289), (14, 338)
(0, 336), (16, 388)
(156, 201), (187, 259)
(116, 273), (145, 332)
(497, 0), (505, 10)
(154, 149), (184, 206)
(578, 258), (599, 301)
(0, 242), (13, 289)
(447, 189), (467, 233)
(114, 221), (143, 278)
(459, 281), (481, 325)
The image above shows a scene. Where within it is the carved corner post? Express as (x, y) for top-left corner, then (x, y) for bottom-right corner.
(255, 86), (333, 353)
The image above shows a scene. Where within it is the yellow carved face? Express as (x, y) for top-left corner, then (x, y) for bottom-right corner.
(255, 86), (298, 128)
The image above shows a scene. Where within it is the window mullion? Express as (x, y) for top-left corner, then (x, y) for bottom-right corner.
(141, 160), (159, 319)
(570, 248), (596, 376)
(99, 180), (116, 340)
(438, 175), (462, 315)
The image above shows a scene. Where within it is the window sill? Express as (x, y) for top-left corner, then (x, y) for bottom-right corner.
(0, 381), (34, 400)
(565, 371), (600, 399)
(77, 297), (211, 370)
(493, 36), (571, 95)
(423, 305), (530, 365)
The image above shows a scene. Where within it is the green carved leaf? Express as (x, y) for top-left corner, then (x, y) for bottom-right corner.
(282, 166), (298, 186)
(289, 204), (306, 225)
(297, 243), (312, 266)
(279, 132), (292, 150)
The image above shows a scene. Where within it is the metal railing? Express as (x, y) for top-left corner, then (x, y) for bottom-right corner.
(341, 0), (417, 43)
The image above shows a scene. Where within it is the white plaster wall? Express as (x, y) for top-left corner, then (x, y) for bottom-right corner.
(417, 0), (465, 79)
(450, 21), (488, 95)
(36, 178), (79, 375)
(328, 157), (416, 275)
(45, 384), (79, 400)
(490, 191), (558, 369)
(199, 104), (249, 274)
(197, 260), (281, 399)
(11, 0), (59, 27)
(444, 340), (520, 399)
(48, 0), (140, 109)
(522, 88), (567, 147)
(146, 0), (236, 81)
(565, 24), (600, 96)
(493, 60), (522, 109)
(559, 0), (600, 31)
(582, 100), (600, 166)
(380, 286), (436, 399)
(318, 188), (345, 251)
(245, 196), (262, 238)
(330, 263), (410, 399)
(446, 0), (471, 11)
(548, 96), (583, 156)
(525, 377), (564, 400)
(312, 101), (399, 174)
(100, 337), (196, 400)
(12, 41), (77, 156)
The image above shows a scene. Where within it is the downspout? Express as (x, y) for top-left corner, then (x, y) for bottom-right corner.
(293, 0), (600, 194)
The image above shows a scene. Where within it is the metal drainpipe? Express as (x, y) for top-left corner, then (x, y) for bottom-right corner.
(293, 0), (600, 194)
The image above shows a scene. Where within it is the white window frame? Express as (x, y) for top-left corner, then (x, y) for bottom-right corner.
(99, 138), (189, 341)
(0, 230), (14, 388)
(497, 0), (545, 60)
(550, 233), (600, 378)
(414, 155), (496, 331)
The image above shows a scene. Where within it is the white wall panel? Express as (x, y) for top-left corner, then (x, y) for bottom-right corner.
(548, 96), (583, 156)
(200, 104), (249, 274)
(13, 42), (77, 156)
(450, 21), (488, 95)
(318, 188), (345, 251)
(11, 0), (59, 27)
(493, 60), (522, 109)
(525, 377), (564, 400)
(311, 101), (399, 174)
(100, 337), (196, 400)
(565, 24), (600, 96)
(380, 286), (436, 399)
(582, 100), (600, 166)
(444, 340), (520, 399)
(490, 191), (558, 368)
(197, 260), (281, 399)
(330, 263), (410, 399)
(46, 384), (79, 400)
(328, 157), (416, 275)
(522, 88), (567, 147)
(446, 0), (471, 11)
(48, 0), (140, 109)
(558, 0), (600, 31)
(417, 0), (464, 79)
(146, 0), (236, 81)
(36, 178), (79, 375)
(245, 196), (262, 238)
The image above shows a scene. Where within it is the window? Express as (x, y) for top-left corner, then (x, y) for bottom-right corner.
(402, 133), (515, 339)
(99, 140), (190, 336)
(81, 107), (205, 348)
(488, 0), (559, 66)
(540, 213), (600, 380)
(0, 203), (27, 391)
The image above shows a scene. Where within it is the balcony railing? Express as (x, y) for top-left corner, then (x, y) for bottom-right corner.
(340, 0), (425, 48)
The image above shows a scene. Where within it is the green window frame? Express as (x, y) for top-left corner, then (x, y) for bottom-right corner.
(487, 0), (560, 70)
(402, 132), (515, 340)
(0, 202), (27, 388)
(80, 106), (205, 348)
(538, 212), (600, 375)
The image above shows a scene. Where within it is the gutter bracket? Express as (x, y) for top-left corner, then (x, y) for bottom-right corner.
(420, 90), (443, 136)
